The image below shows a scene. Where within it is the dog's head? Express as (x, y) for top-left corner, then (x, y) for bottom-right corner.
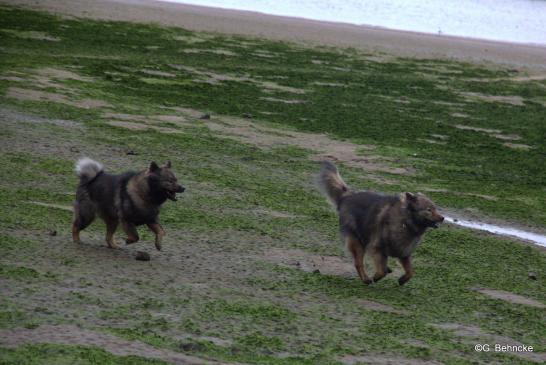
(403, 192), (444, 228)
(147, 161), (185, 201)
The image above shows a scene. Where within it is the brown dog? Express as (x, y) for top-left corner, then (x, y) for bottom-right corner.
(72, 158), (185, 250)
(317, 161), (443, 285)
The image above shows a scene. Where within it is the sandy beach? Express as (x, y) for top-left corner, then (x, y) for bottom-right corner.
(3, 0), (546, 70)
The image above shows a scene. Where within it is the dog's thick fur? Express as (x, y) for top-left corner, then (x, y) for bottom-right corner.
(72, 158), (185, 250)
(317, 161), (443, 285)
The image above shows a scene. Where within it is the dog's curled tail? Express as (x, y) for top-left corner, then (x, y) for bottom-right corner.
(75, 157), (103, 183)
(317, 161), (350, 208)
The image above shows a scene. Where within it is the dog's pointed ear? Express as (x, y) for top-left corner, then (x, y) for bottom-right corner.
(405, 192), (417, 202)
(164, 160), (172, 168)
(148, 161), (160, 173)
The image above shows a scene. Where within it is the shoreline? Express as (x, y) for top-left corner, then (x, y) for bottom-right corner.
(161, 0), (546, 48)
(2, 0), (546, 70)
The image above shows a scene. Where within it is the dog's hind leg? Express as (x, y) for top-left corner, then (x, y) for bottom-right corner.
(147, 223), (165, 251)
(371, 249), (388, 283)
(346, 235), (371, 285)
(105, 218), (120, 249)
(398, 256), (414, 285)
(72, 199), (96, 243)
(72, 222), (81, 244)
(121, 220), (139, 245)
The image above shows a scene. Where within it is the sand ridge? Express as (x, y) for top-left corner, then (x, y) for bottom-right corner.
(0, 325), (244, 365)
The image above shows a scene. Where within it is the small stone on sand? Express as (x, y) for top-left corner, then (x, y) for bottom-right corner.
(135, 251), (150, 261)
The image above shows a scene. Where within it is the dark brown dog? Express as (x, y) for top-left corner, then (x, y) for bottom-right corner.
(317, 161), (443, 285)
(72, 158), (184, 250)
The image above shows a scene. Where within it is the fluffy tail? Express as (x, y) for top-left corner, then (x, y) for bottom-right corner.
(316, 161), (350, 208)
(75, 157), (103, 183)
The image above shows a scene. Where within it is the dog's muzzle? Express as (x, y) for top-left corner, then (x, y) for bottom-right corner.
(428, 216), (444, 229)
(167, 185), (185, 201)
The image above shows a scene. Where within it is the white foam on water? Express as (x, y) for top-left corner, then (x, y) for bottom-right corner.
(165, 0), (546, 45)
(445, 217), (546, 248)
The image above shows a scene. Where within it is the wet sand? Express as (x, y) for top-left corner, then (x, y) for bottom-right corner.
(3, 0), (546, 70)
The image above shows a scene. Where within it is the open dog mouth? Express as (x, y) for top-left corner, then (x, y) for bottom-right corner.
(166, 190), (178, 201)
(165, 186), (185, 201)
(427, 220), (442, 229)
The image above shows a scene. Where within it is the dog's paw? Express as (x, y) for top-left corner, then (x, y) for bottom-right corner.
(155, 243), (162, 251)
(373, 274), (386, 283)
(106, 238), (120, 249)
(398, 275), (410, 286)
(362, 278), (373, 285)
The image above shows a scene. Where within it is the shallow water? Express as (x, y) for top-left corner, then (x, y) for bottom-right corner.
(445, 217), (546, 248)
(167, 0), (546, 45)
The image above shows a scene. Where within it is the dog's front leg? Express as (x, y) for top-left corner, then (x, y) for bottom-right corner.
(105, 218), (120, 249)
(121, 220), (139, 244)
(371, 250), (388, 283)
(398, 256), (414, 285)
(147, 223), (165, 251)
